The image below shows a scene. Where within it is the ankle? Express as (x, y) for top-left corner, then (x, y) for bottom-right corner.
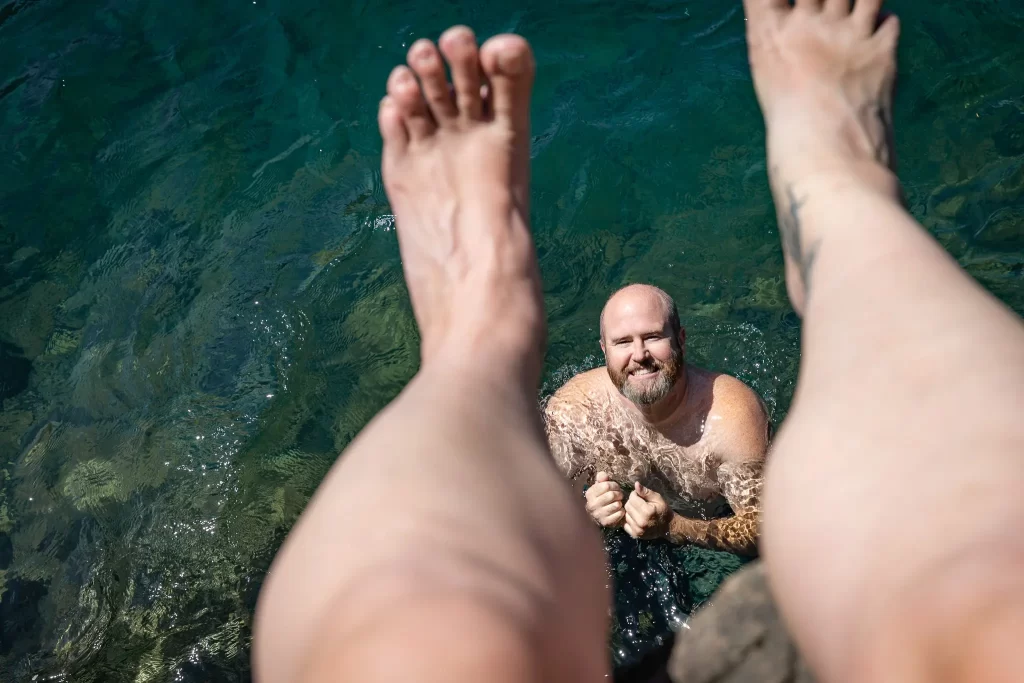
(766, 99), (899, 198)
(767, 151), (905, 315)
(419, 297), (546, 390)
(784, 160), (902, 207)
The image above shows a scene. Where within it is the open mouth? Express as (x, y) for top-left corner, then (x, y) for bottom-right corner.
(630, 367), (659, 378)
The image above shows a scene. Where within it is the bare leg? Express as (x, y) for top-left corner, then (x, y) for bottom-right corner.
(743, 1), (1024, 681)
(253, 28), (609, 682)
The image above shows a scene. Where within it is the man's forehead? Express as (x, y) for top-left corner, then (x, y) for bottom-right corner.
(603, 293), (670, 327)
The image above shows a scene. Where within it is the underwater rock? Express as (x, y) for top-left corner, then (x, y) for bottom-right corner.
(62, 458), (127, 511)
(736, 276), (788, 311)
(973, 205), (1024, 250)
(668, 561), (814, 683)
(0, 280), (65, 358)
(42, 327), (82, 356)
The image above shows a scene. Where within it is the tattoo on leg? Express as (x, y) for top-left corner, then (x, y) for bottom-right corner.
(801, 239), (821, 292)
(778, 184), (821, 293)
(779, 185), (805, 268)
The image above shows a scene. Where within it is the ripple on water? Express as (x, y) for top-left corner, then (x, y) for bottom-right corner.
(0, 0), (1023, 679)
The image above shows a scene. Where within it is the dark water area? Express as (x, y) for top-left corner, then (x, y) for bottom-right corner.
(1, 0), (1022, 680)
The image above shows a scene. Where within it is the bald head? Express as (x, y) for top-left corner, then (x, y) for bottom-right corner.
(599, 284), (680, 341)
(599, 284), (685, 405)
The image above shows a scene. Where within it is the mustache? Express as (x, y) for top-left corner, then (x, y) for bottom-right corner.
(627, 360), (663, 374)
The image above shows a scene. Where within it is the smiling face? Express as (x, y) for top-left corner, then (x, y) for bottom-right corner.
(600, 285), (685, 406)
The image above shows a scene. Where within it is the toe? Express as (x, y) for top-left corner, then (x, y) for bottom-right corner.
(386, 65), (434, 140)
(742, 0), (788, 21)
(822, 0), (849, 18)
(478, 34), (534, 129)
(871, 12), (900, 52)
(852, 0), (884, 33)
(378, 96), (408, 152)
(439, 26), (483, 121)
(407, 39), (458, 124)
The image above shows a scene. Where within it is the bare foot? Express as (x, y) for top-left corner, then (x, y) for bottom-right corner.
(378, 27), (544, 378)
(743, 0), (902, 311)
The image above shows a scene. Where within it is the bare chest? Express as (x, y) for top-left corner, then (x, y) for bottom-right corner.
(579, 412), (725, 514)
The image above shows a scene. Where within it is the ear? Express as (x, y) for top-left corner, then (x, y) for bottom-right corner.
(599, 338), (606, 354)
(677, 327), (686, 353)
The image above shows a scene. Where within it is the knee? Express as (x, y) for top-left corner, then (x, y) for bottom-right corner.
(300, 593), (543, 683)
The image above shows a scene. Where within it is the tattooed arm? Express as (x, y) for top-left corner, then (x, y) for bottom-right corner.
(543, 394), (590, 485)
(623, 464), (763, 555)
(673, 376), (769, 555)
(545, 401), (630, 527)
(665, 460), (764, 556)
(627, 376), (769, 555)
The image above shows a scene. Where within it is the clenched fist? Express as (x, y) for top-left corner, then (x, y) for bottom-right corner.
(624, 482), (674, 540)
(585, 471), (625, 528)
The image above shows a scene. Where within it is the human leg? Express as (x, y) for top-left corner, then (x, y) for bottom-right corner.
(743, 0), (1024, 680)
(254, 28), (609, 683)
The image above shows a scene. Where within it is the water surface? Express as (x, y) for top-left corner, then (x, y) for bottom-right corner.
(1, 0), (1022, 680)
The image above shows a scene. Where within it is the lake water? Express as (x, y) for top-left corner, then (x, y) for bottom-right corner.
(1, 0), (1022, 680)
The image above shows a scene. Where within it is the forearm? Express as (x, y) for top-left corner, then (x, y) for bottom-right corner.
(667, 511), (760, 556)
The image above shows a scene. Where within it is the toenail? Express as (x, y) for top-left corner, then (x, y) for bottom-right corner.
(496, 50), (525, 74)
(412, 43), (435, 62)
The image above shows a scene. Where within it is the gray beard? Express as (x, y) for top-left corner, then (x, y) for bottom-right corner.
(621, 370), (675, 405)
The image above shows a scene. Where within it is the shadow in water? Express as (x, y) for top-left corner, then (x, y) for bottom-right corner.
(0, 341), (31, 402)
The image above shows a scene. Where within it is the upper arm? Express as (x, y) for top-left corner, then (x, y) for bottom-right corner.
(543, 392), (588, 481)
(709, 377), (771, 513)
(710, 376), (771, 464)
(716, 459), (764, 514)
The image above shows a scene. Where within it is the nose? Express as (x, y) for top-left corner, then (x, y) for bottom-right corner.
(630, 339), (648, 362)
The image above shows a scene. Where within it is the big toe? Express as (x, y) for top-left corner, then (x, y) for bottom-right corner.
(479, 34), (534, 130)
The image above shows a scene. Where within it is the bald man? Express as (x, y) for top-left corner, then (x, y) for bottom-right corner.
(545, 284), (770, 556)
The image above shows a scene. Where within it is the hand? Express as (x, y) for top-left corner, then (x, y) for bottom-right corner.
(585, 472), (625, 528)
(624, 482), (673, 540)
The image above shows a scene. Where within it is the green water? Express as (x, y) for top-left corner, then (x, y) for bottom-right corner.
(1, 0), (1022, 679)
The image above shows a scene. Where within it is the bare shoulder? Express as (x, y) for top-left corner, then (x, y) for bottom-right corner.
(544, 368), (610, 479)
(546, 368), (609, 418)
(705, 371), (770, 463)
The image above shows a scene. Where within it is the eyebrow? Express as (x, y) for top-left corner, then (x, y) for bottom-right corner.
(611, 330), (665, 342)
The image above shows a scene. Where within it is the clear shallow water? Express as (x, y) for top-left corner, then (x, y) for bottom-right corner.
(1, 0), (1022, 679)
